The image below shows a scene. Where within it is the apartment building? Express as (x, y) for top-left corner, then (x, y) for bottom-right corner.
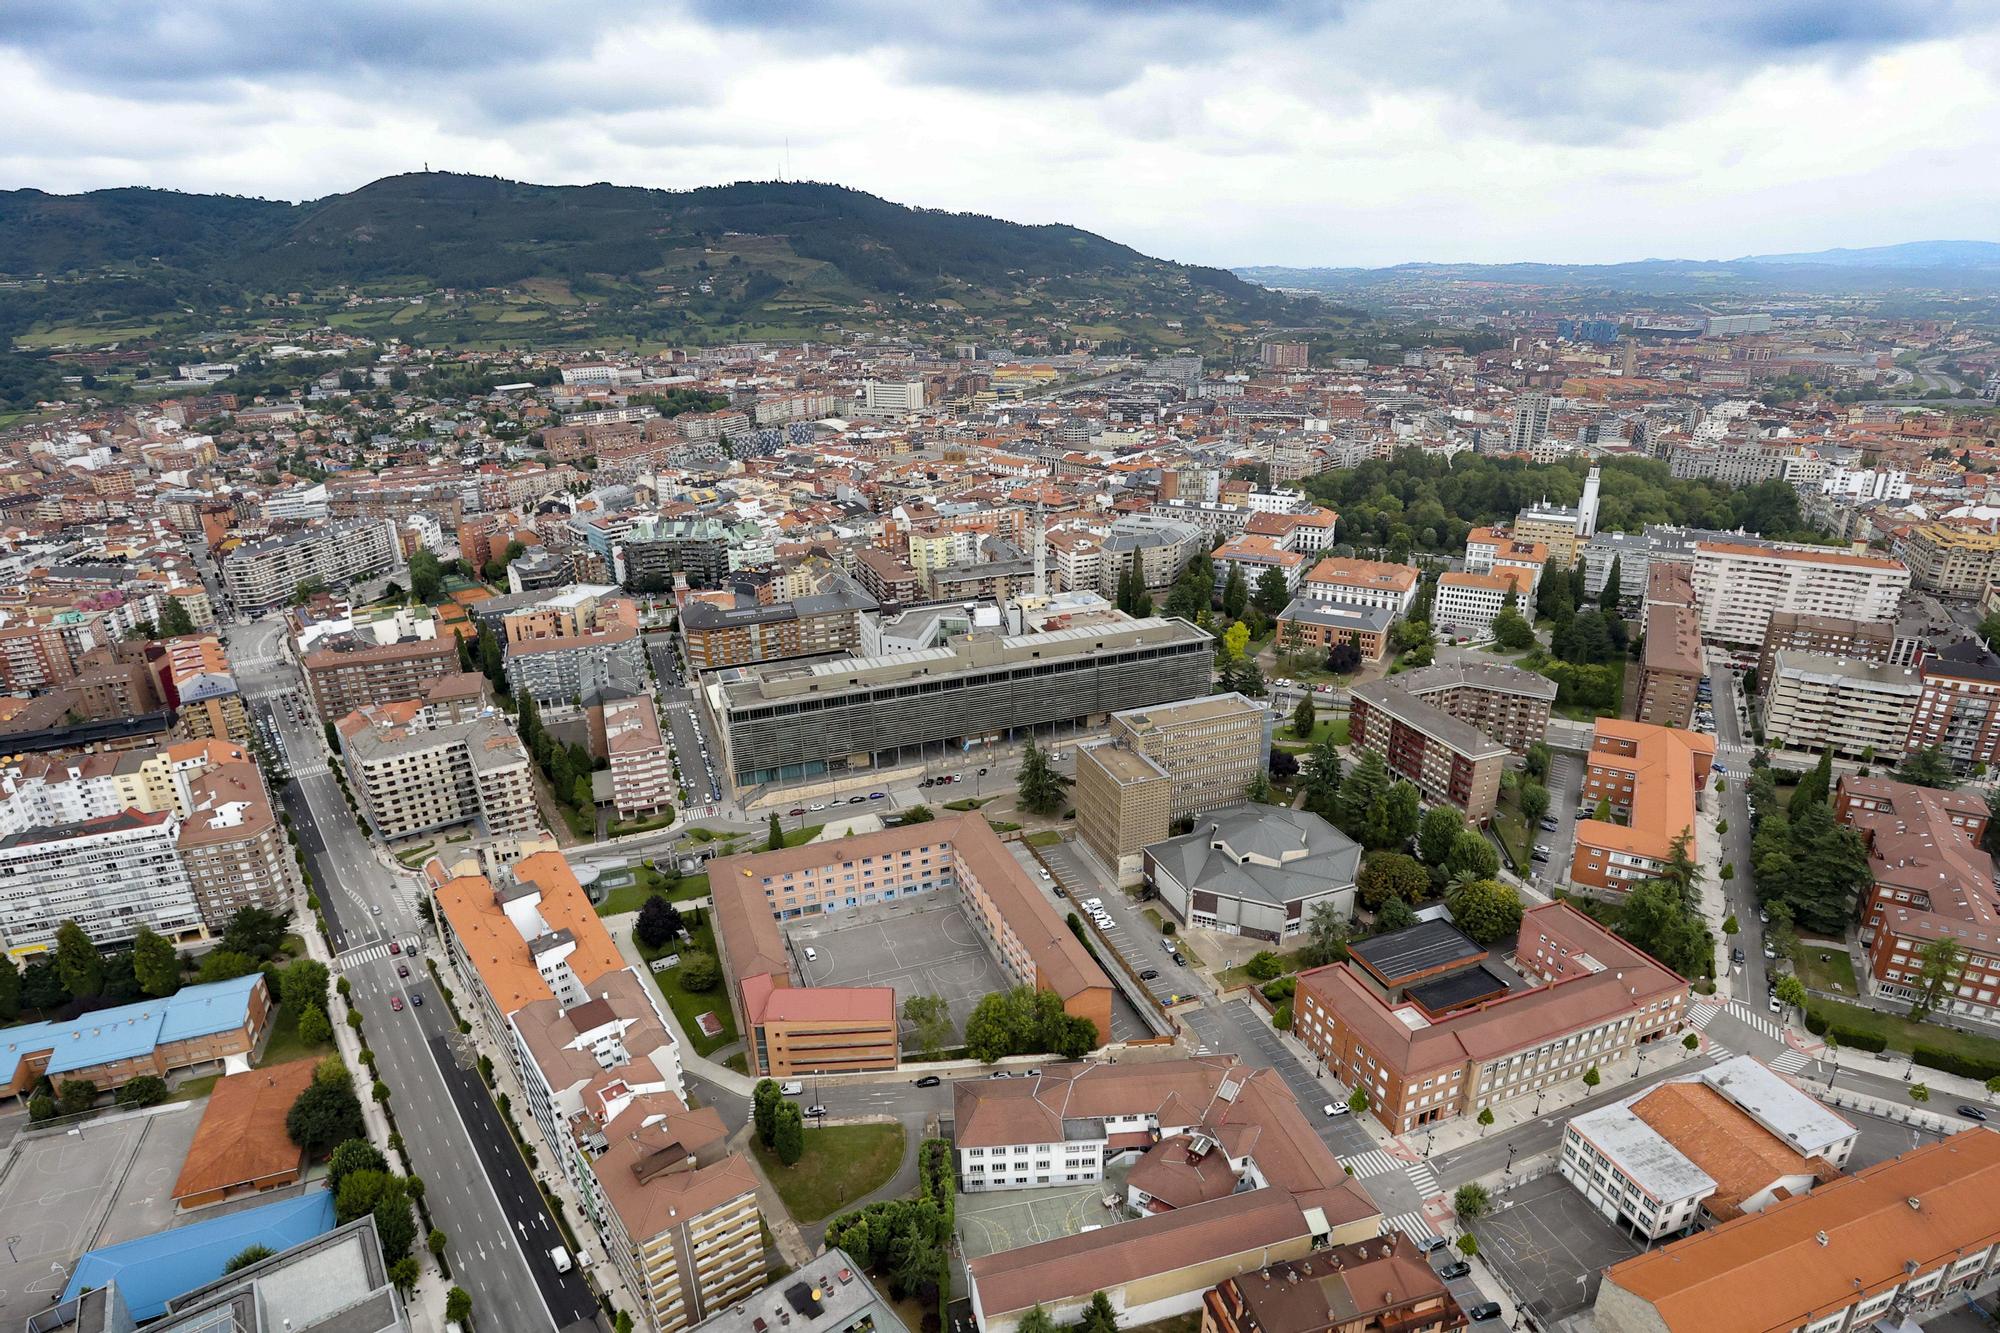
(177, 757), (299, 924)
(1571, 720), (1714, 893)
(1593, 1133), (2000, 1333)
(501, 588), (645, 707)
(338, 706), (538, 840)
(1762, 652), (1922, 760)
(1463, 526), (1547, 592)
(601, 695), (675, 818)
(1098, 515), (1204, 595)
(1904, 652), (2000, 771)
(1688, 540), (1909, 648)
(163, 635), (249, 744)
(1755, 612), (1895, 693)
(1430, 570), (1526, 642)
(1272, 598), (1393, 663)
(1838, 775), (2000, 1024)
(1293, 903), (1687, 1134)
(1300, 557), (1420, 616)
(220, 519), (400, 613)
(302, 636), (459, 722)
(1210, 534), (1309, 594)
(1636, 604), (1703, 729)
(1200, 1239), (1466, 1333)
(594, 1120), (764, 1333)
(1074, 693), (1268, 881)
(711, 615), (1213, 790)
(0, 807), (204, 954)
(1349, 664), (1555, 823)
(853, 549), (921, 608)
(1895, 521), (2000, 598)
(677, 581), (876, 670)
(709, 816), (1110, 1076)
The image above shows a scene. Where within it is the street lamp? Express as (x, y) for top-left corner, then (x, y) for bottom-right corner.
(1505, 1144), (1517, 1176)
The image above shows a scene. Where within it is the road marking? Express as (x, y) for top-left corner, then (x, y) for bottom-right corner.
(1406, 1160), (1441, 1196)
(1342, 1148), (1406, 1177)
(1768, 1049), (1809, 1074)
(1381, 1212), (1438, 1243)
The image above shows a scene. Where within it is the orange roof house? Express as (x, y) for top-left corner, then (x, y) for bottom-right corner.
(171, 1058), (318, 1209)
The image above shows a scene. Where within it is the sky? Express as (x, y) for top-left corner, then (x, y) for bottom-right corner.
(4, 0), (1999, 270)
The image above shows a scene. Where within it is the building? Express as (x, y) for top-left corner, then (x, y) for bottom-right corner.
(1201, 1237), (1467, 1333)
(1513, 468), (1601, 570)
(170, 1058), (319, 1209)
(339, 706), (538, 840)
(220, 519), (400, 612)
(1559, 1056), (1856, 1240)
(1689, 541), (1909, 648)
(1592, 1132), (2000, 1333)
(1636, 602), (1703, 729)
(1755, 612), (1895, 694)
(708, 815), (1110, 1076)
(1273, 598), (1393, 664)
(1210, 534), (1308, 595)
(1259, 341), (1309, 369)
(1293, 903), (1687, 1134)
(1074, 693), (1269, 882)
(502, 588), (644, 707)
(1570, 720), (1714, 893)
(0, 806), (203, 954)
(1904, 651), (2000, 771)
(164, 635), (249, 744)
(1839, 775), (2000, 1024)
(860, 378), (926, 416)
(1348, 664), (1556, 824)
(1300, 557), (1420, 616)
(678, 582), (877, 670)
(1143, 805), (1359, 941)
(302, 635), (459, 722)
(0, 973), (271, 1098)
(1583, 529), (1655, 602)
(1508, 392), (1552, 454)
(1430, 570), (1527, 642)
(687, 1250), (908, 1333)
(709, 615), (1213, 790)
(958, 1057), (1381, 1333)
(1463, 526), (1547, 591)
(177, 756), (300, 924)
(602, 694), (675, 817)
(1895, 521), (2000, 598)
(1762, 652), (1923, 760)
(1073, 743), (1171, 886)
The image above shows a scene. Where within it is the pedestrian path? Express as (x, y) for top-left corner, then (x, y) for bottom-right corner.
(1705, 1040), (1734, 1062)
(1342, 1148), (1406, 1178)
(1381, 1212), (1439, 1244)
(1405, 1159), (1441, 1197)
(1725, 1001), (1786, 1042)
(1687, 1000), (1722, 1030)
(335, 937), (419, 971)
(1768, 1048), (1809, 1074)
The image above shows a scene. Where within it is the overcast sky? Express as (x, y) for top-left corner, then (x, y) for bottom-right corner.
(4, 0), (1998, 269)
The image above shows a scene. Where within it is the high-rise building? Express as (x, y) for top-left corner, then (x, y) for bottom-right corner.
(220, 519), (400, 613)
(303, 636), (460, 722)
(1894, 522), (2000, 597)
(1755, 612), (1895, 694)
(1258, 341), (1309, 369)
(1348, 664), (1555, 824)
(1904, 651), (2000, 771)
(1074, 693), (1268, 880)
(1763, 652), (1923, 760)
(338, 705), (539, 840)
(1508, 392), (1552, 453)
(1689, 541), (1909, 648)
(0, 807), (203, 953)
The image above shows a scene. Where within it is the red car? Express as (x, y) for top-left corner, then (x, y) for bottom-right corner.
(390, 995), (405, 1012)
(388, 940), (401, 955)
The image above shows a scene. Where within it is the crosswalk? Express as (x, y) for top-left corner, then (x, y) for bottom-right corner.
(1768, 1048), (1810, 1074)
(1381, 1212), (1439, 1244)
(1728, 1003), (1786, 1042)
(1342, 1149), (1406, 1178)
(1406, 1159), (1441, 1197)
(335, 938), (420, 971)
(1687, 1000), (1722, 1030)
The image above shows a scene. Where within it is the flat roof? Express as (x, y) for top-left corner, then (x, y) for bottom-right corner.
(1571, 1099), (1718, 1202)
(1277, 597), (1395, 632)
(1350, 919), (1484, 985)
(687, 1250), (906, 1333)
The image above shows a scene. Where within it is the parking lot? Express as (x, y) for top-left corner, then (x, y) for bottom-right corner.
(958, 1159), (1135, 1259)
(1472, 1172), (1644, 1324)
(1008, 839), (1165, 1039)
(793, 899), (1014, 1047)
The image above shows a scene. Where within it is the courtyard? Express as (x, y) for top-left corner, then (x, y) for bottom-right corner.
(957, 1158), (1137, 1260)
(792, 898), (1016, 1049)
(1471, 1172), (1645, 1324)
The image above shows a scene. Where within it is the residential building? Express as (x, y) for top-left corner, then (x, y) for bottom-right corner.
(1839, 775), (2000, 1024)
(302, 635), (459, 722)
(1294, 903), (1688, 1134)
(1099, 515), (1204, 595)
(1210, 534), (1309, 595)
(1508, 392), (1552, 454)
(163, 635), (249, 744)
(1688, 541), (1909, 648)
(1755, 612), (1895, 694)
(709, 615), (1212, 790)
(687, 1250), (907, 1333)
(338, 705), (538, 840)
(1895, 522), (2000, 598)
(1259, 341), (1310, 369)
(1641, 560), (1694, 637)
(1570, 720), (1714, 893)
(1559, 1056), (1856, 1240)
(854, 548), (922, 608)
(1273, 598), (1393, 664)
(178, 756), (300, 924)
(1636, 603), (1703, 729)
(1513, 468), (1601, 570)
(1904, 651), (2000, 771)
(1143, 805), (1359, 941)
(860, 378), (925, 416)
(1463, 526), (1547, 591)
(1201, 1238), (1467, 1333)
(602, 695), (675, 817)
(1349, 664), (1556, 824)
(0, 806), (203, 954)
(0, 972), (271, 1098)
(1592, 1132), (2000, 1333)
(678, 581), (877, 669)
(1762, 652), (1922, 760)
(1583, 529), (1656, 602)
(1300, 557), (1420, 616)
(1430, 570), (1527, 642)
(502, 588), (644, 707)
(709, 815), (1111, 1076)
(220, 519), (400, 612)
(1075, 693), (1268, 881)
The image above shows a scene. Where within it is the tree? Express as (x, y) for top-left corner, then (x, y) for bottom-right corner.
(1520, 781), (1550, 830)
(0, 955), (17, 1021)
(678, 949), (720, 992)
(1491, 607), (1535, 650)
(1600, 554), (1624, 608)
(388, 1257), (419, 1299)
(1790, 749), (1834, 819)
(429, 1228), (449, 1261)
(222, 906), (288, 960)
(1774, 975), (1808, 1013)
(198, 950), (261, 984)
(297, 1003), (334, 1047)
(1268, 749), (1300, 780)
(1290, 695), (1317, 740)
(636, 895), (683, 950)
(904, 994), (955, 1059)
(1347, 1086), (1370, 1114)
(1326, 639), (1362, 674)
(225, 1244), (276, 1274)
(1333, 748), (1389, 841)
(1358, 852), (1428, 909)
(1684, 1033), (1700, 1053)
(1582, 1065), (1602, 1090)
(1896, 745), (1959, 790)
(21, 957), (68, 1013)
(409, 549), (444, 604)
(1297, 902), (1351, 967)
(773, 1101), (805, 1166)
(329, 1139), (389, 1192)
(281, 958), (330, 1013)
(1418, 806), (1464, 867)
(1374, 895), (1417, 933)
(1911, 936), (1965, 1018)
(1909, 1082), (1932, 1104)
(131, 925), (179, 998)
(901, 803), (936, 824)
(1017, 1308), (1059, 1333)
(1222, 566), (1248, 620)
(1457, 1234), (1480, 1258)
(54, 921), (104, 999)
(116, 1075), (169, 1108)
(1080, 1292), (1119, 1333)
(444, 1288), (472, 1325)
(1300, 736), (1342, 820)
(316, 1055), (352, 1089)
(767, 812), (785, 851)
(287, 1080), (365, 1156)
(1443, 829), (1500, 885)
(1016, 738), (1068, 816)
(57, 1078), (98, 1115)
(1476, 1106), (1495, 1135)
(1453, 1182), (1492, 1222)
(1446, 879), (1523, 945)
(1617, 879), (1712, 979)
(1244, 770), (1276, 804)
(754, 1079), (783, 1146)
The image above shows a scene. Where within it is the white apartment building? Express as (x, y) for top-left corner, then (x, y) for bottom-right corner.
(1762, 651), (1923, 760)
(1689, 540), (1909, 648)
(1243, 490), (1312, 516)
(1431, 571), (1518, 641)
(0, 807), (205, 953)
(221, 518), (401, 613)
(1301, 558), (1420, 616)
(860, 378), (925, 415)
(603, 695), (674, 817)
(560, 362), (643, 386)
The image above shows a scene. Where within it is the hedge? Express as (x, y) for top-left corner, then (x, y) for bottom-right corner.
(1804, 1011), (1828, 1036)
(1914, 1043), (2000, 1082)
(1826, 1024), (1887, 1053)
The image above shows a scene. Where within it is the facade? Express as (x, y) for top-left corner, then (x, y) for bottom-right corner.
(1074, 693), (1267, 882)
(1073, 743), (1171, 885)
(1895, 521), (2000, 598)
(677, 581), (877, 670)
(177, 757), (300, 924)
(302, 636), (459, 722)
(339, 707), (539, 840)
(602, 694), (675, 817)
(1904, 652), (2000, 771)
(1210, 534), (1308, 594)
(1636, 604), (1703, 729)
(0, 807), (203, 954)
(1430, 570), (1525, 642)
(1201, 1239), (1466, 1333)
(221, 519), (400, 612)
(1755, 612), (1894, 694)
(1570, 720), (1715, 893)
(503, 591), (644, 707)
(1293, 904), (1688, 1134)
(710, 615), (1213, 790)
(1762, 651), (1922, 760)
(1143, 805), (1359, 941)
(1592, 1132), (2000, 1333)
(1348, 664), (1556, 824)
(1300, 557), (1419, 615)
(1272, 598), (1392, 663)
(1839, 775), (2000, 1024)
(0, 972), (271, 1098)
(1463, 526), (1547, 591)
(1688, 540), (1909, 648)
(164, 635), (250, 744)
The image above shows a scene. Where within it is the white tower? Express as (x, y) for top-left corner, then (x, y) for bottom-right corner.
(1578, 465), (1602, 539)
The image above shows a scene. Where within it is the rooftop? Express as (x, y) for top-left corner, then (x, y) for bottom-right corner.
(0, 973), (265, 1083)
(61, 1189), (338, 1322)
(1145, 805), (1360, 910)
(686, 1250), (906, 1333)
(171, 1058), (317, 1202)
(1351, 920), (1487, 987)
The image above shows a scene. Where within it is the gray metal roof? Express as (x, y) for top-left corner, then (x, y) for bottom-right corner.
(1145, 804), (1359, 910)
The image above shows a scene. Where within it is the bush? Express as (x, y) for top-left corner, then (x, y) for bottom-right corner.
(1272, 1002), (1292, 1030)
(1261, 976), (1297, 1002)
(1827, 1023), (1886, 1053)
(116, 1076), (169, 1108)
(1913, 1044), (2000, 1082)
(27, 1092), (56, 1122)
(1245, 951), (1283, 981)
(56, 1078), (98, 1116)
(1804, 1010), (1829, 1036)
(678, 949), (720, 993)
(1160, 921), (1176, 937)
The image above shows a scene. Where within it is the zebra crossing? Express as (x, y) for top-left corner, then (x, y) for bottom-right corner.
(1687, 1000), (1722, 1030)
(1341, 1149), (1406, 1178)
(1381, 1212), (1439, 1244)
(1768, 1048), (1810, 1074)
(335, 938), (419, 971)
(1405, 1159), (1441, 1197)
(1726, 1001), (1786, 1042)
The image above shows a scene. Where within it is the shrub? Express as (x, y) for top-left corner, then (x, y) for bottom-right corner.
(1804, 1010), (1829, 1036)
(1272, 1002), (1292, 1030)
(27, 1092), (56, 1122)
(1826, 1023), (1886, 1052)
(1261, 976), (1297, 1002)
(115, 1076), (169, 1108)
(1245, 951), (1283, 982)
(1913, 1044), (2000, 1082)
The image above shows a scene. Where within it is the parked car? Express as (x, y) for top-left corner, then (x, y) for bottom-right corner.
(780, 1081), (804, 1095)
(1322, 1101), (1349, 1117)
(1437, 1261), (1470, 1280)
(1170, 952), (1186, 966)
(1139, 969), (1160, 981)
(990, 1070), (1012, 1079)
(868, 792), (886, 801)
(1538, 817), (1559, 831)
(788, 807), (805, 816)
(804, 1105), (828, 1118)
(1958, 1105), (1991, 1122)
(1468, 1302), (1502, 1322)
(914, 1075), (942, 1088)
(804, 946), (819, 963)
(847, 795), (867, 804)
(1416, 1235), (1449, 1254)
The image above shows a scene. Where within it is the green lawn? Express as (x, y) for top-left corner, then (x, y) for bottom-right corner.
(171, 1073), (222, 1104)
(610, 810), (678, 836)
(1025, 830), (1064, 848)
(1216, 948), (1304, 990)
(943, 797), (993, 811)
(1274, 716), (1349, 751)
(1794, 946), (1859, 997)
(1490, 806), (1532, 872)
(257, 1002), (336, 1069)
(1804, 994), (2000, 1067)
(637, 920), (737, 1056)
(594, 867), (711, 917)
(750, 1122), (907, 1222)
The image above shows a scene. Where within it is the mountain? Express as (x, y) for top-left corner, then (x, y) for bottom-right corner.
(1733, 240), (2000, 269)
(0, 172), (1300, 348)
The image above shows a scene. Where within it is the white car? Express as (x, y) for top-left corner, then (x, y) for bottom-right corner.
(1322, 1101), (1349, 1117)
(1082, 898), (1104, 911)
(803, 946), (819, 963)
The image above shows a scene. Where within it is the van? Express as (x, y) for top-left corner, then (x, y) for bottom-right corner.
(804, 946), (819, 963)
(780, 1081), (804, 1096)
(549, 1246), (572, 1273)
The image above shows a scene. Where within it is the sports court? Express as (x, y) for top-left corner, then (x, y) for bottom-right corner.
(791, 899), (1014, 1048)
(957, 1158), (1135, 1260)
(1473, 1173), (1644, 1321)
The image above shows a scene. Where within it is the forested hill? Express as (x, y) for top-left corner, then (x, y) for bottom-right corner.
(0, 173), (1303, 345)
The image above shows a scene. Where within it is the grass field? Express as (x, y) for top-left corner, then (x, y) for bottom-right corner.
(1025, 830), (1064, 847)
(637, 919), (737, 1056)
(750, 1122), (906, 1222)
(1804, 993), (2000, 1068)
(594, 867), (710, 917)
(1794, 946), (1859, 997)
(610, 811), (677, 836)
(1273, 717), (1349, 751)
(256, 1002), (336, 1069)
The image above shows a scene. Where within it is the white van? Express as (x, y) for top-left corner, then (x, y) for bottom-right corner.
(549, 1246), (572, 1273)
(804, 946), (819, 963)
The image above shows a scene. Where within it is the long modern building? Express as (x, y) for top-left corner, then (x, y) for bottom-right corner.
(221, 519), (401, 612)
(338, 704), (539, 840)
(0, 806), (203, 954)
(707, 614), (1213, 790)
(1762, 652), (1923, 760)
(1688, 540), (1909, 648)
(302, 635), (460, 722)
(1348, 664), (1556, 824)
(1074, 692), (1269, 881)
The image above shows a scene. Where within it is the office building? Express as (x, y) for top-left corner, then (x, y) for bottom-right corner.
(302, 635), (459, 722)
(1144, 805), (1359, 941)
(860, 378), (926, 416)
(1895, 522), (2000, 598)
(1689, 541), (1908, 648)
(1839, 775), (2000, 1024)
(1463, 527), (1547, 591)
(1570, 720), (1714, 893)
(678, 581), (877, 670)
(1560, 1056), (1856, 1240)
(709, 615), (1212, 790)
(1755, 612), (1894, 694)
(1074, 693), (1268, 881)
(1592, 1133), (2000, 1333)
(1430, 570), (1527, 642)
(1273, 598), (1393, 663)
(220, 519), (400, 612)
(338, 705), (538, 840)
(1349, 664), (1555, 823)
(602, 695), (675, 818)
(1301, 557), (1420, 615)
(1637, 603), (1703, 729)
(1904, 651), (2000, 771)
(1294, 904), (1687, 1134)
(1762, 652), (1922, 760)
